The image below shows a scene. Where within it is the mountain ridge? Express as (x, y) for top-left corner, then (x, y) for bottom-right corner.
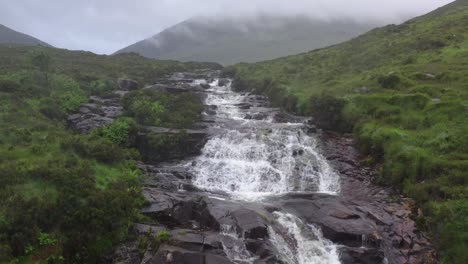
(0, 24), (51, 47)
(115, 15), (378, 65)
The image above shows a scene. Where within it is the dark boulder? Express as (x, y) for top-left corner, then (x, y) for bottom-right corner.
(232, 208), (269, 239)
(277, 194), (380, 248)
(236, 103), (252, 110)
(146, 83), (203, 94)
(218, 79), (230, 87)
(244, 113), (268, 120)
(118, 79), (139, 91)
(272, 112), (302, 123)
(339, 247), (385, 264)
(200, 83), (211, 89)
(150, 245), (233, 264)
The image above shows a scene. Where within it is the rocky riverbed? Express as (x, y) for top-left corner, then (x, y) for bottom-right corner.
(69, 70), (437, 264)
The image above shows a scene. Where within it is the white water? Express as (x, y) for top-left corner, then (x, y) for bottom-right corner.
(220, 224), (258, 263)
(189, 79), (342, 264)
(192, 80), (340, 200)
(269, 212), (341, 264)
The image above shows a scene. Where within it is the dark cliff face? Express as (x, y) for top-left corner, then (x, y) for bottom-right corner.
(0, 24), (51, 47)
(115, 15), (377, 65)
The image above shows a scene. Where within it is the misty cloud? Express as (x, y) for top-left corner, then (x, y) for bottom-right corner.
(0, 0), (454, 54)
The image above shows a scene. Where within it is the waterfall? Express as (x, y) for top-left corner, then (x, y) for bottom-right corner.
(220, 224), (258, 263)
(269, 212), (341, 264)
(192, 79), (340, 200)
(188, 78), (342, 264)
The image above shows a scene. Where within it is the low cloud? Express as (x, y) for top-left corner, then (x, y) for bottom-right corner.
(0, 0), (455, 54)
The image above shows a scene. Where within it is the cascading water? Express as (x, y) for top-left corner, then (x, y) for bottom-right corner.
(188, 78), (342, 264)
(220, 224), (258, 263)
(192, 80), (340, 200)
(269, 212), (341, 264)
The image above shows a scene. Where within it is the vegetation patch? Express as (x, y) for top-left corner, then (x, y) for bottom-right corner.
(0, 45), (214, 263)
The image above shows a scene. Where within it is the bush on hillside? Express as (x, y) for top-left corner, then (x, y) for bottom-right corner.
(49, 74), (86, 113)
(123, 89), (203, 128)
(0, 77), (20, 93)
(378, 74), (401, 89)
(93, 118), (138, 147)
(309, 94), (350, 132)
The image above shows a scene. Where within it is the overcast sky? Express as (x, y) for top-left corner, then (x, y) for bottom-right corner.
(0, 0), (454, 54)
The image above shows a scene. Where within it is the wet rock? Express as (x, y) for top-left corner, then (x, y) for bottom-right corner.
(232, 208), (269, 239)
(150, 245), (233, 264)
(218, 79), (230, 87)
(89, 95), (119, 106)
(170, 230), (205, 252)
(199, 83), (210, 89)
(339, 247), (385, 264)
(277, 194), (379, 247)
(69, 115), (114, 133)
(245, 239), (280, 260)
(146, 83), (203, 94)
(236, 103), (252, 110)
(292, 149), (305, 157)
(112, 241), (141, 264)
(306, 125), (317, 134)
(272, 112), (301, 123)
(245, 113), (269, 120)
(134, 224), (166, 235)
(118, 79), (139, 91)
(78, 106), (91, 114)
(205, 109), (217, 116)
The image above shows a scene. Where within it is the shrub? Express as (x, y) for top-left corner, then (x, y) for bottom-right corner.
(309, 94), (350, 132)
(38, 98), (66, 120)
(0, 77), (20, 93)
(28, 48), (53, 85)
(378, 74), (401, 89)
(157, 230), (171, 242)
(93, 118), (138, 146)
(48, 74), (86, 113)
(123, 90), (203, 128)
(62, 136), (125, 164)
(89, 79), (115, 96)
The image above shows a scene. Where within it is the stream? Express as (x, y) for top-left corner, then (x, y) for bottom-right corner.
(101, 70), (437, 264)
(189, 79), (341, 263)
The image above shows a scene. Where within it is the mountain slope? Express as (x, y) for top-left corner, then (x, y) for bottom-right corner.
(0, 45), (218, 262)
(228, 1), (468, 262)
(0, 24), (51, 47)
(115, 16), (377, 65)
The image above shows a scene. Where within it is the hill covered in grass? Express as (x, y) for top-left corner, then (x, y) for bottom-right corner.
(227, 0), (468, 262)
(115, 15), (376, 65)
(0, 45), (218, 263)
(0, 24), (51, 47)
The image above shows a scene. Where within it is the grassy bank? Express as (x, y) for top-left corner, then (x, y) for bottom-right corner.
(227, 1), (468, 262)
(0, 45), (216, 263)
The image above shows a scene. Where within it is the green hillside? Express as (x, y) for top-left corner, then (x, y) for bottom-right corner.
(0, 24), (51, 47)
(115, 15), (376, 65)
(0, 45), (218, 263)
(228, 1), (468, 262)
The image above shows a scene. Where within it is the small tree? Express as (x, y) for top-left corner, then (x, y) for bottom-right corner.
(28, 48), (53, 86)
